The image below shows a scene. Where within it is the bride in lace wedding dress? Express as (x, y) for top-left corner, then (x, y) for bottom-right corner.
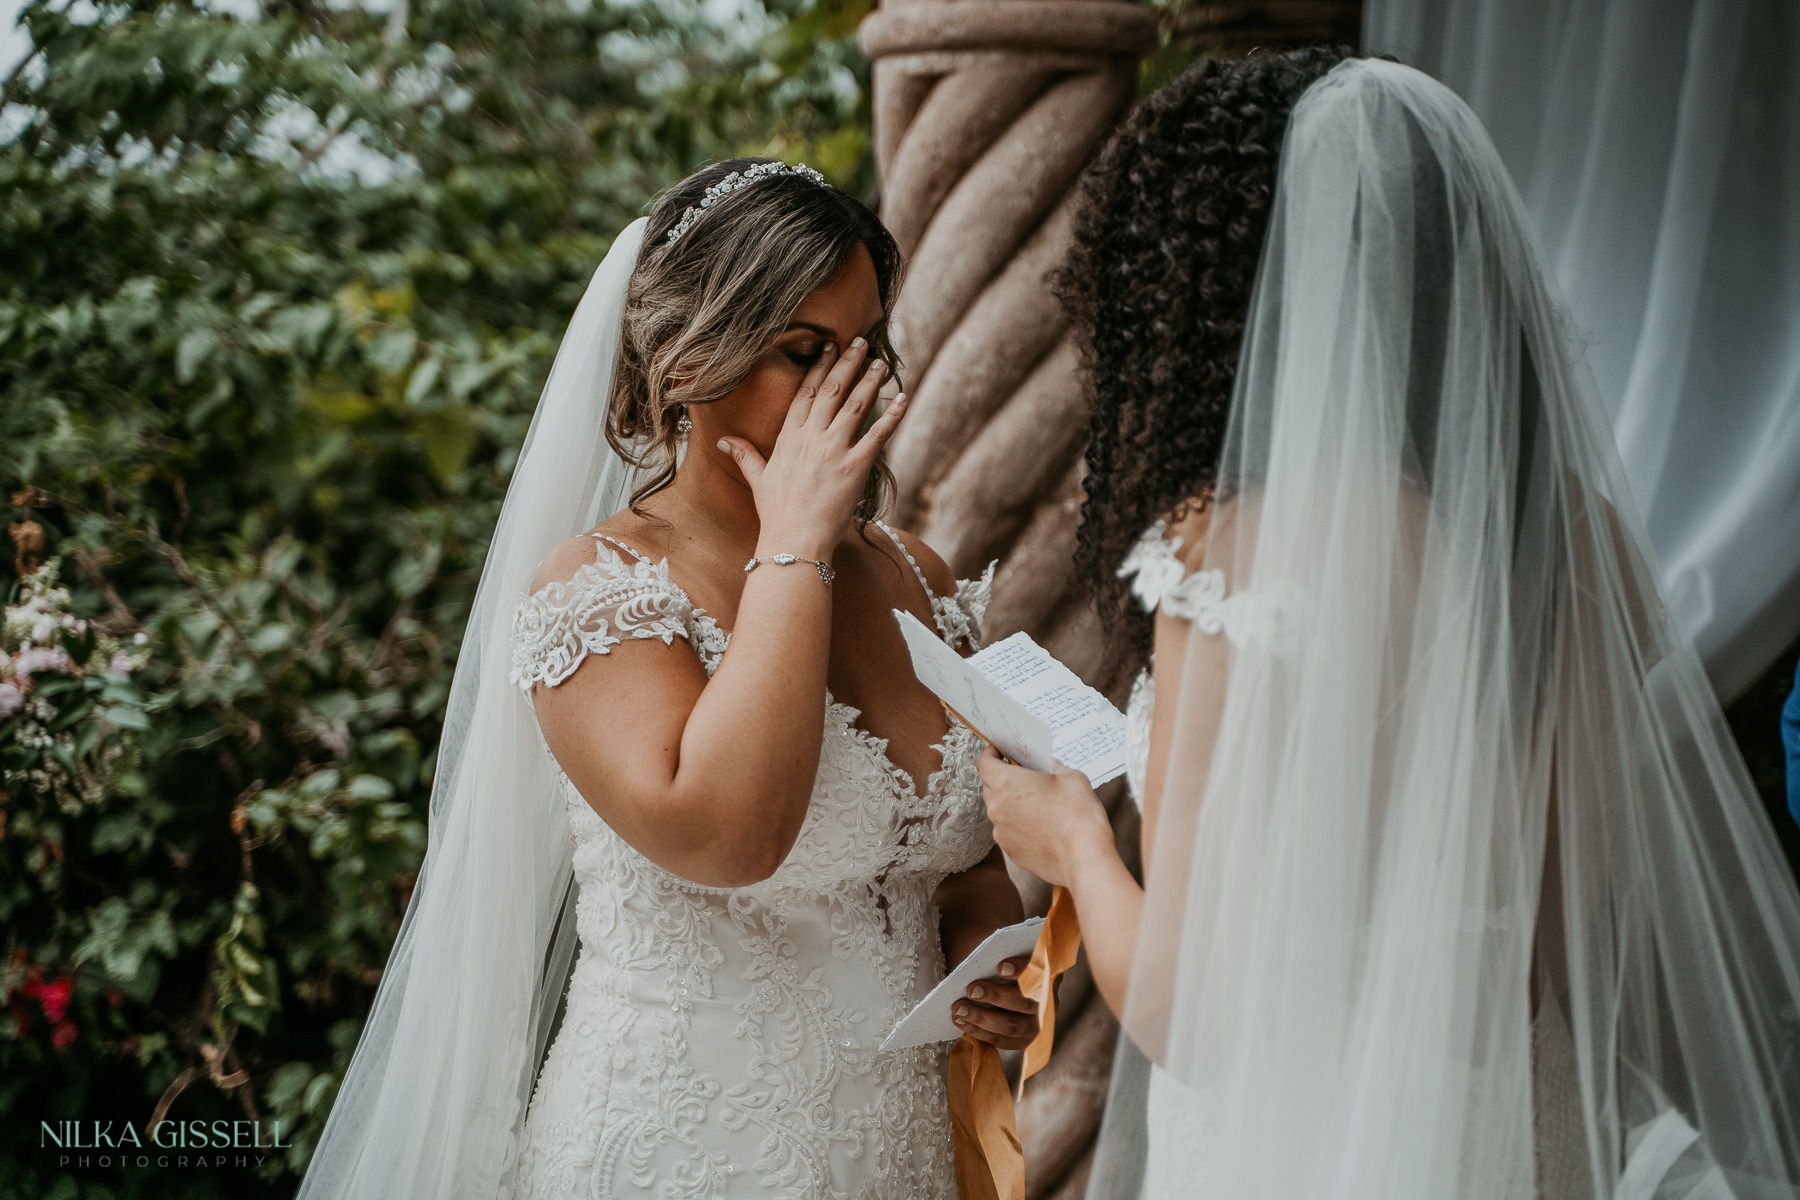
(981, 53), (1800, 1200)
(298, 160), (1039, 1200)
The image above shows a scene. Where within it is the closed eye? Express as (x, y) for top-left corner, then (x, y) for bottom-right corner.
(785, 344), (825, 369)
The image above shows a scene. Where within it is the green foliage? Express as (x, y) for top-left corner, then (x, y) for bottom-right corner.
(0, 0), (873, 1195)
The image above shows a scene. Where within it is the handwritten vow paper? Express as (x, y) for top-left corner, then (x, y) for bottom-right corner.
(893, 612), (1127, 787)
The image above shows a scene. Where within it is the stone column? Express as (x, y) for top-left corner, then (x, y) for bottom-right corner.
(858, 5), (1157, 1196)
(860, 0), (1156, 689)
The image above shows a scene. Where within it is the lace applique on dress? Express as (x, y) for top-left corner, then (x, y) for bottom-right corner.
(1118, 521), (1307, 651)
(874, 521), (993, 651)
(509, 538), (701, 692)
(509, 528), (990, 1200)
(940, 562), (995, 652)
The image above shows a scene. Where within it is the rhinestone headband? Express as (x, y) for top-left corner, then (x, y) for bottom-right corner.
(662, 161), (829, 246)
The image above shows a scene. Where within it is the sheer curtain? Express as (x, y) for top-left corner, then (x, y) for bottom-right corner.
(1364, 0), (1800, 701)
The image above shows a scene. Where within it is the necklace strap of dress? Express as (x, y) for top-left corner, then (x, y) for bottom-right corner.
(592, 532), (649, 563)
(873, 520), (935, 603)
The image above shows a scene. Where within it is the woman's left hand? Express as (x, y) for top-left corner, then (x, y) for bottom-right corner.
(978, 745), (1113, 889)
(951, 956), (1040, 1051)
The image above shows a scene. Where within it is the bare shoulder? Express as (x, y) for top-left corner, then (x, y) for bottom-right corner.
(1166, 502), (1214, 573)
(528, 532), (605, 595)
(874, 523), (958, 599)
(526, 509), (676, 596)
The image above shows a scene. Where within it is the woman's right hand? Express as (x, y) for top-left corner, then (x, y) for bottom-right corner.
(978, 746), (1115, 889)
(717, 338), (906, 556)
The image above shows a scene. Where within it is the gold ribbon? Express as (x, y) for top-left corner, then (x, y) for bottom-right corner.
(949, 1034), (1024, 1200)
(948, 886), (1084, 1197)
(1017, 885), (1083, 1091)
(936, 701), (1086, 1195)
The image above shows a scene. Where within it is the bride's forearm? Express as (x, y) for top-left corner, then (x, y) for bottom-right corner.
(1065, 838), (1143, 1019)
(662, 561), (835, 880)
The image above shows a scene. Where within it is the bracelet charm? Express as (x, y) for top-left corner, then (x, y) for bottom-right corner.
(744, 553), (836, 585)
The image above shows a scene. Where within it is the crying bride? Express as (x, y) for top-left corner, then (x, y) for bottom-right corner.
(295, 160), (1041, 1200)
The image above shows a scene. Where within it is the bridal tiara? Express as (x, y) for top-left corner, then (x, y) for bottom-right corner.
(662, 161), (829, 246)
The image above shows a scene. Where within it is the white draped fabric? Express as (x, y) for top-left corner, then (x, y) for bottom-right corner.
(1365, 0), (1800, 701)
(297, 221), (648, 1200)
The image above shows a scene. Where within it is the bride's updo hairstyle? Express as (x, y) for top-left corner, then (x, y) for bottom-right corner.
(1059, 47), (1353, 658)
(610, 157), (904, 515)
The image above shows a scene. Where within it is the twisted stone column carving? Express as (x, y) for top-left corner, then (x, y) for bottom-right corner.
(862, 0), (1154, 685)
(859, 4), (1156, 1196)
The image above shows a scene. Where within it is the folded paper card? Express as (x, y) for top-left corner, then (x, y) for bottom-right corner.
(894, 611), (1127, 786)
(880, 917), (1046, 1051)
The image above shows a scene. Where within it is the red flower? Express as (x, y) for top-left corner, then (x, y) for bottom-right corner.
(34, 978), (71, 1024)
(50, 1021), (76, 1050)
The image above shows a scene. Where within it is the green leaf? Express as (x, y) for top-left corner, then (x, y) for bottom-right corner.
(101, 705), (150, 731)
(419, 410), (477, 484)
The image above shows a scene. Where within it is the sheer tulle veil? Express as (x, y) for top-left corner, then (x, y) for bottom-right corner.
(297, 218), (648, 1200)
(1089, 59), (1800, 1198)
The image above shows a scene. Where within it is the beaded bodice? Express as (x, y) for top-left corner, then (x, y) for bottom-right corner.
(506, 530), (995, 1200)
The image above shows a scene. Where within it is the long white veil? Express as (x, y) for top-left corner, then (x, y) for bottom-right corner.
(297, 218), (648, 1200)
(1088, 59), (1800, 1199)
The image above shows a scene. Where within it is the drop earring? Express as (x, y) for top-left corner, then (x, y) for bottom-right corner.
(677, 405), (692, 435)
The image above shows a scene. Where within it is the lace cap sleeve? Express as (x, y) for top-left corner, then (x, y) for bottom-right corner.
(509, 543), (696, 692)
(1118, 522), (1308, 652)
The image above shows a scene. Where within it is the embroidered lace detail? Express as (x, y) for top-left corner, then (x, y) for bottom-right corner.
(874, 520), (993, 651)
(510, 541), (701, 691)
(937, 562), (994, 652)
(509, 542), (991, 1200)
(1118, 522), (1307, 651)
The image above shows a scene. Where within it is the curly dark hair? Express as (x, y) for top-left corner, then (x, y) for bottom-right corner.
(1059, 46), (1355, 661)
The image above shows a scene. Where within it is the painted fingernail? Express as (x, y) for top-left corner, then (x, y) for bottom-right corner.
(867, 360), (885, 374)
(954, 1003), (968, 1016)
(716, 440), (730, 452)
(999, 963), (1017, 978)
(969, 985), (986, 1000)
(824, 341), (837, 354)
(851, 336), (866, 348)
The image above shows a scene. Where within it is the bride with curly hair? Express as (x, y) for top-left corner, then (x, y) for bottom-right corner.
(983, 50), (1800, 1199)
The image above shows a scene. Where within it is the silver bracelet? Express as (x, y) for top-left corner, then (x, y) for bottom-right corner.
(743, 553), (835, 585)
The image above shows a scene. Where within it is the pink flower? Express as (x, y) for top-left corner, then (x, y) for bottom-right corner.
(12, 647), (74, 679)
(0, 679), (20, 719)
(109, 653), (133, 676)
(51, 1021), (77, 1051)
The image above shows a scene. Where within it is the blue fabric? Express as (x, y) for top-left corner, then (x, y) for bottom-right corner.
(1784, 658), (1800, 825)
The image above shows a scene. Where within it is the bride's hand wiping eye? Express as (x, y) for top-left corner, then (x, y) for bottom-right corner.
(716, 337), (906, 558)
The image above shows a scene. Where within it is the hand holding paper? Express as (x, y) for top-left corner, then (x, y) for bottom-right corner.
(893, 611), (1126, 785)
(880, 918), (1045, 1050)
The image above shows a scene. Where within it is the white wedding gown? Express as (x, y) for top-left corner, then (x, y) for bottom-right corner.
(1118, 523), (1591, 1200)
(505, 526), (995, 1200)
